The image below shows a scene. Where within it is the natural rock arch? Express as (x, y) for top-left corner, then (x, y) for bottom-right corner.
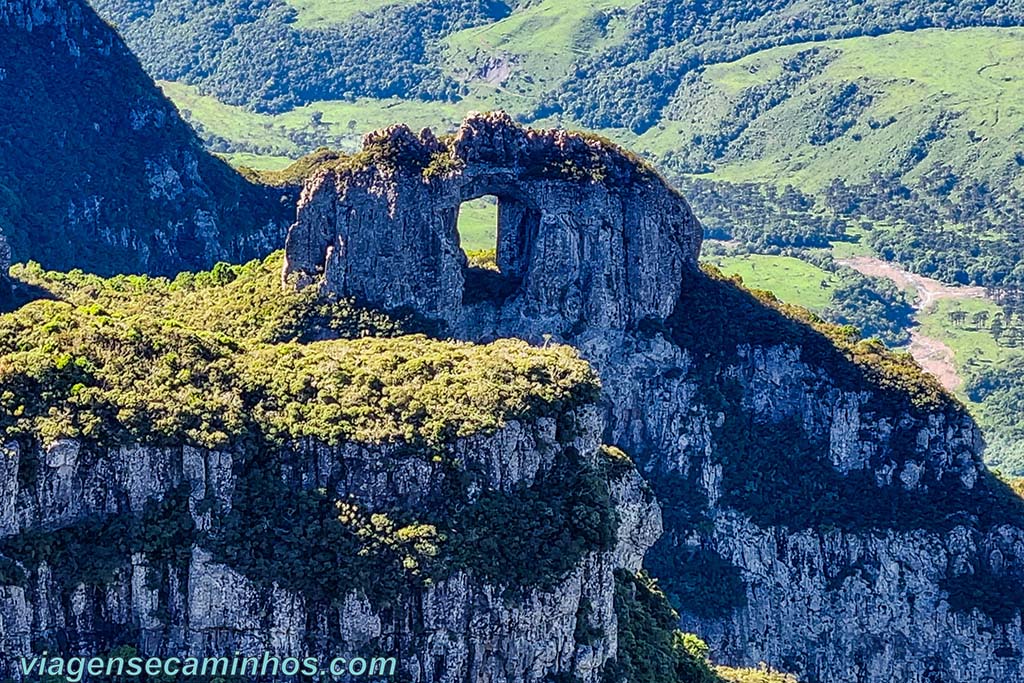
(283, 112), (703, 339)
(457, 184), (540, 284)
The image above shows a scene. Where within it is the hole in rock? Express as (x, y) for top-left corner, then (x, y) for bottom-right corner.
(459, 195), (508, 305)
(457, 195), (499, 265)
(457, 192), (541, 305)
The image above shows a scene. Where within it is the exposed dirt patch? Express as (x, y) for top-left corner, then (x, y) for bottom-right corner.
(838, 256), (989, 392)
(909, 330), (962, 391)
(463, 51), (516, 86)
(838, 256), (988, 310)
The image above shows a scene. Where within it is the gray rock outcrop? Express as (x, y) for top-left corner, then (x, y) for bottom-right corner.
(581, 329), (1024, 683)
(284, 112), (702, 338)
(0, 407), (660, 683)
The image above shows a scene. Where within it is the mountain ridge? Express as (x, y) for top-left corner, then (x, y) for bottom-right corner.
(3, 2), (1024, 681)
(0, 0), (293, 278)
(6, 114), (1024, 681)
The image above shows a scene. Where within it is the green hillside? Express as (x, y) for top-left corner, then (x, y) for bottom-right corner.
(93, 0), (1024, 123)
(442, 0), (644, 104)
(91, 0), (509, 112)
(285, 0), (419, 28)
(636, 28), (1024, 185)
(157, 25), (1024, 207)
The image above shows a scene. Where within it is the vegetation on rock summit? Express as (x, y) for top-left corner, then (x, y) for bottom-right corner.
(0, 253), (599, 451)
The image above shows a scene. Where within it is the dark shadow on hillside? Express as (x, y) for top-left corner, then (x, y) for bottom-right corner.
(0, 278), (54, 313)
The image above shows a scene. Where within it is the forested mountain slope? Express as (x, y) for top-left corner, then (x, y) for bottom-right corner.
(0, 0), (292, 277)
(94, 0), (1024, 126)
(91, 0), (511, 112)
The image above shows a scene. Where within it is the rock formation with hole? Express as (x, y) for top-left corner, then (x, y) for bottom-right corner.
(284, 114), (1024, 683)
(283, 112), (702, 339)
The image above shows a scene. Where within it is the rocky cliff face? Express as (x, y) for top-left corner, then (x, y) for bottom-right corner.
(287, 114), (1024, 682)
(584, 325), (1024, 683)
(284, 112), (701, 338)
(0, 404), (660, 682)
(0, 0), (293, 276)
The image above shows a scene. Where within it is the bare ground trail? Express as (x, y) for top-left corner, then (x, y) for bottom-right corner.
(838, 256), (989, 391)
(907, 331), (962, 391)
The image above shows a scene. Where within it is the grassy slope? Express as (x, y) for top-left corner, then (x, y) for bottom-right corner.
(918, 299), (1010, 369)
(705, 229), (889, 316)
(220, 153), (295, 171)
(442, 0), (642, 102)
(704, 255), (839, 312)
(160, 81), (304, 156)
(456, 197), (499, 252)
(283, 0), (417, 28)
(159, 81), (489, 158)
(648, 28), (1024, 192)
(917, 298), (1024, 469)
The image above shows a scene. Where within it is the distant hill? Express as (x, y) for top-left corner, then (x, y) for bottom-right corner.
(90, 0), (510, 113)
(93, 0), (1024, 124)
(0, 0), (293, 277)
